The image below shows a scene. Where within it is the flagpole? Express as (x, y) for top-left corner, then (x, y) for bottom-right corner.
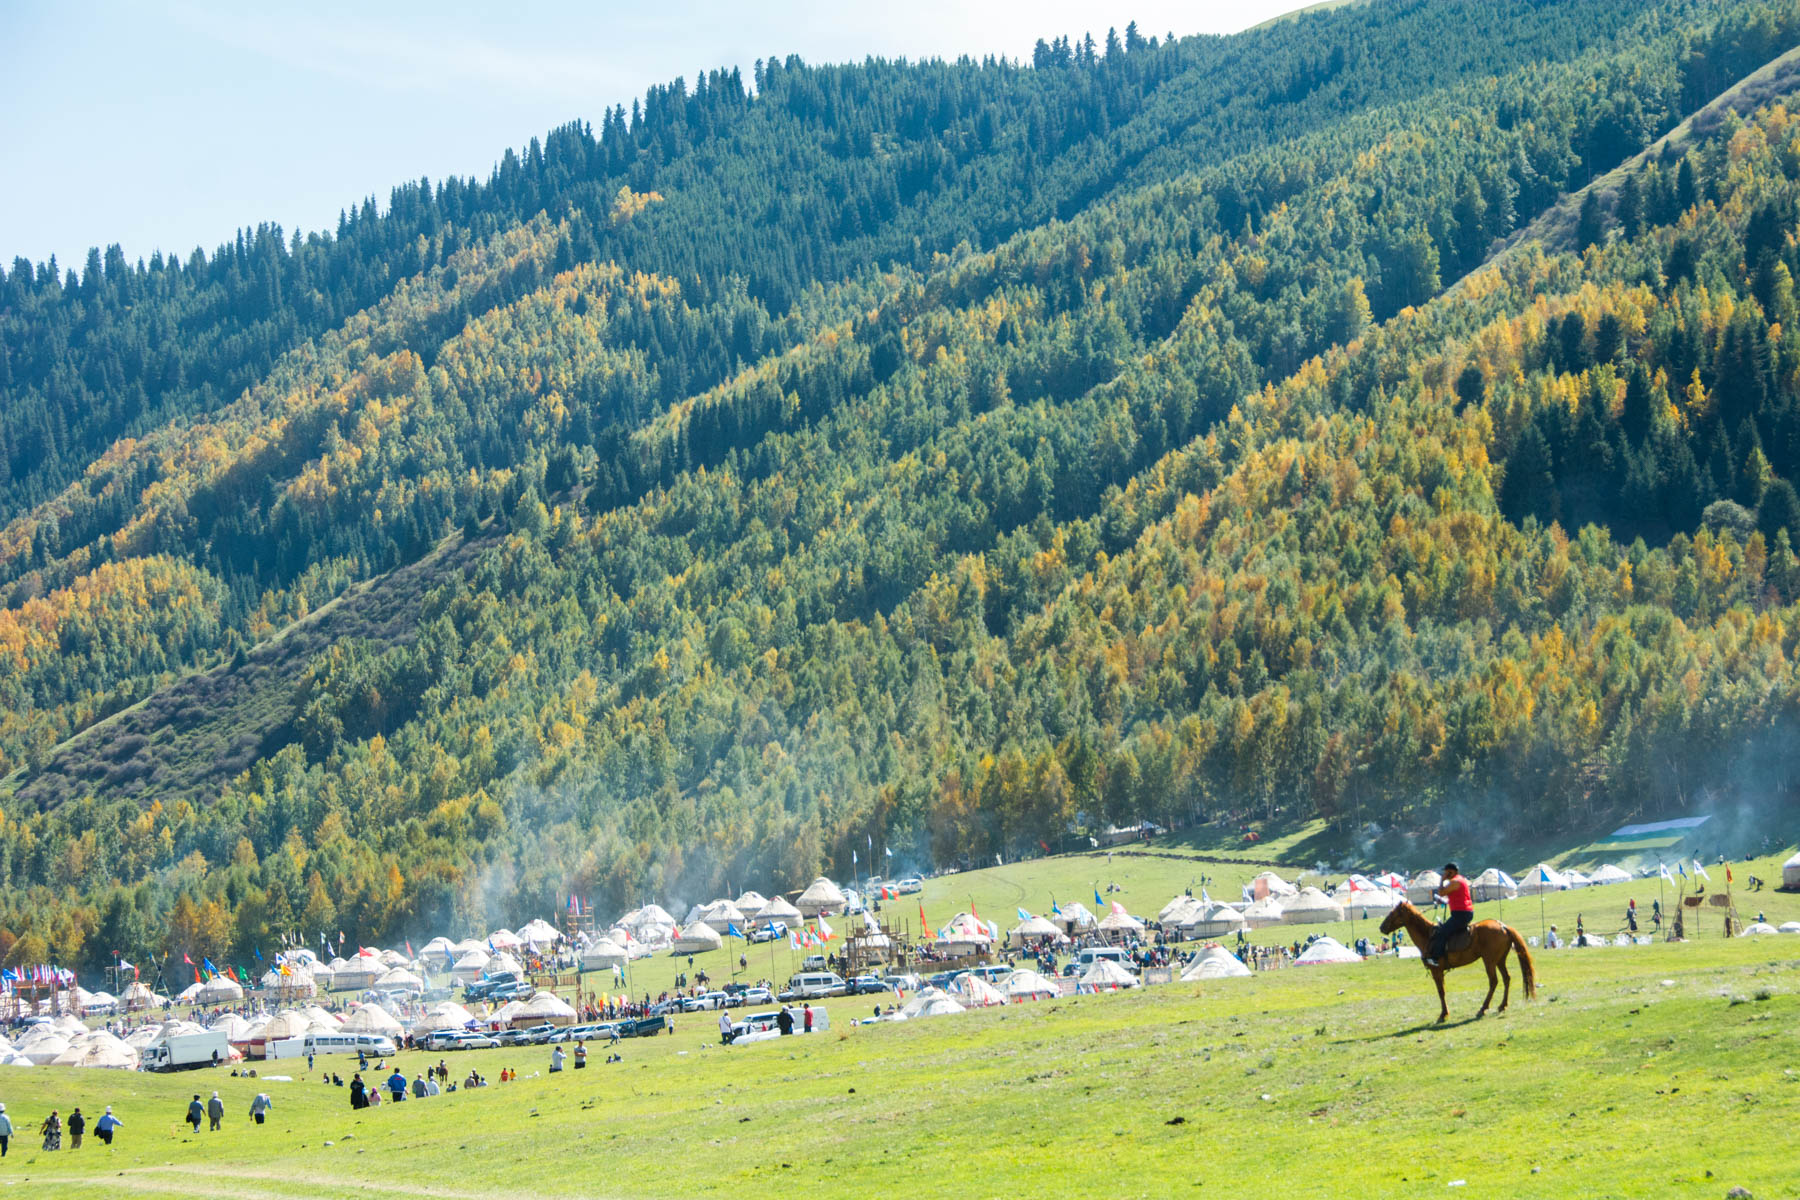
(1656, 865), (1665, 941)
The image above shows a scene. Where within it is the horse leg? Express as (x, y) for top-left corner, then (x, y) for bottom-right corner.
(1477, 957), (1498, 1017)
(1434, 968), (1448, 1023)
(1497, 949), (1512, 1012)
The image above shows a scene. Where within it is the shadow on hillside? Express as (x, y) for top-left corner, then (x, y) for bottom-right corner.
(1330, 1014), (1486, 1044)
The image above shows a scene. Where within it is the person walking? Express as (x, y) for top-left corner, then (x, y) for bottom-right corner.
(386, 1068), (407, 1102)
(94, 1107), (120, 1146)
(719, 1009), (734, 1045)
(67, 1107), (85, 1149)
(40, 1109), (61, 1152)
(206, 1091), (224, 1131)
(803, 1003), (814, 1034)
(249, 1092), (273, 1125)
(411, 1074), (428, 1099)
(186, 1095), (204, 1132)
(0, 1102), (11, 1157)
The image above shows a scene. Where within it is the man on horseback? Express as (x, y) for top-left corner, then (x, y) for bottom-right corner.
(1425, 862), (1473, 968)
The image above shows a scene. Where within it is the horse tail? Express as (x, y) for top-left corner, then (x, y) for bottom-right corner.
(1506, 926), (1537, 1000)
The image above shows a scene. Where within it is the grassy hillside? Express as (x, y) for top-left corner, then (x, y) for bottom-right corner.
(8, 931), (1800, 1198)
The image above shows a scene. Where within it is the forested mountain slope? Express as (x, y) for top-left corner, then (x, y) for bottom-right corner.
(1, 0), (1798, 972)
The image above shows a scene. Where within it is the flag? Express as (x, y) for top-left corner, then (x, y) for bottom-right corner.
(818, 917), (834, 941)
(726, 922), (744, 939)
(118, 959), (136, 977)
(254, 947), (263, 961)
(488, 938), (496, 953)
(201, 957), (217, 980)
(868, 834), (874, 853)
(789, 930), (802, 951)
(1693, 860), (1710, 882)
(1677, 862), (1687, 878)
(183, 952), (194, 966)
(995, 853), (1003, 866)
(918, 899), (928, 928)
(1201, 889), (1211, 905)
(884, 847), (893, 859)
(1017, 907), (1032, 921)
(1659, 863), (1674, 883)
(1110, 900), (1128, 917)
(1051, 899), (1063, 917)
(406, 940), (415, 958)
(1538, 866), (1553, 884)
(1350, 876), (1365, 891)
(1725, 865), (1733, 883)
(1094, 887), (1103, 906)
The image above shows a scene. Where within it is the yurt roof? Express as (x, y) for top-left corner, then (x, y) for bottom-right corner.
(1180, 945), (1251, 980)
(1591, 864), (1633, 883)
(682, 902), (713, 926)
(1411, 869), (1442, 887)
(377, 949), (409, 967)
(735, 891), (768, 913)
(516, 991), (578, 1019)
(1009, 915), (1064, 938)
(487, 929), (522, 949)
(1250, 870), (1299, 896)
(1241, 897), (1286, 920)
(1080, 960), (1139, 986)
(704, 901), (747, 924)
(413, 1002), (477, 1033)
(452, 949), (492, 969)
(53, 1014), (87, 1036)
(1002, 969), (1061, 997)
(1098, 909), (1145, 931)
(197, 976), (245, 1002)
(1185, 902), (1247, 928)
(1284, 886), (1343, 911)
(52, 1033), (138, 1069)
(672, 923), (724, 951)
(1157, 895), (1196, 922)
(898, 988), (965, 1019)
(342, 1004), (405, 1034)
(797, 876), (847, 906)
(375, 968), (425, 990)
(487, 952), (524, 975)
(1474, 868), (1518, 887)
(1057, 902), (1097, 927)
(939, 912), (993, 943)
(421, 936), (457, 954)
(255, 1011), (312, 1041)
(490, 999), (527, 1022)
(519, 918), (563, 945)
(1741, 922), (1778, 935)
(1780, 921), (1800, 934)
(20, 1034), (72, 1064)
(758, 896), (803, 921)
(1294, 937), (1362, 965)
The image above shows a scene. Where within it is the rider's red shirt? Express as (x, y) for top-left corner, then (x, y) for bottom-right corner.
(1445, 877), (1473, 912)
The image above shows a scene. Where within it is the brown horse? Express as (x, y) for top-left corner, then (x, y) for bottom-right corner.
(1380, 901), (1537, 1023)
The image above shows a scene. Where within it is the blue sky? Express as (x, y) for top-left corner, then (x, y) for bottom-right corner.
(2, 1), (1306, 270)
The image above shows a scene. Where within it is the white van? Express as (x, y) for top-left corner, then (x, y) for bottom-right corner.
(303, 1031), (397, 1057)
(1073, 947), (1134, 972)
(783, 971), (846, 999)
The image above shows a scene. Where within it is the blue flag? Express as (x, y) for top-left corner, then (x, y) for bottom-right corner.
(1051, 899), (1062, 916)
(726, 922), (744, 939)
(254, 947), (263, 961)
(1017, 907), (1032, 921)
(1094, 887), (1103, 906)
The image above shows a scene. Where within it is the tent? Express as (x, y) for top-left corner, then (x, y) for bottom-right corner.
(1240, 897), (1286, 929)
(18, 1033), (72, 1065)
(735, 891), (768, 918)
(1007, 915), (1066, 947)
(1471, 869), (1518, 901)
(1280, 887), (1345, 925)
(796, 877), (848, 917)
(1517, 864), (1568, 895)
(1247, 871), (1299, 900)
(78, 989), (119, 1015)
(450, 950), (492, 984)
(374, 968), (426, 994)
(1157, 896), (1202, 925)
(1078, 960), (1139, 991)
(1779, 921), (1800, 934)
(1590, 864), (1633, 884)
(413, 1002), (478, 1034)
(518, 918), (563, 949)
(1097, 906), (1146, 940)
(896, 987), (964, 1019)
(1339, 887), (1403, 919)
(1294, 937), (1363, 965)
(937, 912), (995, 949)
(1740, 922), (1778, 935)
(579, 939), (629, 970)
(196, 976), (245, 1004)
(259, 968), (317, 997)
(1182, 903), (1248, 940)
(511, 991), (579, 1026)
(671, 923), (724, 954)
(330, 957), (382, 991)
(949, 974), (1007, 1008)
(53, 1014), (86, 1037)
(1784, 851), (1800, 890)
(341, 1004), (406, 1036)
(122, 980), (160, 1011)
(1055, 902), (1097, 934)
(486, 951), (525, 977)
(1406, 869), (1442, 904)
(487, 929), (524, 951)
(51, 1031), (139, 1070)
(701, 902), (747, 935)
(1001, 970), (1062, 1000)
(757, 896), (804, 926)
(302, 1005), (342, 1031)
(489, 1000), (527, 1025)
(1561, 870), (1593, 888)
(681, 902), (714, 927)
(1180, 944), (1252, 980)
(420, 936), (458, 963)
(377, 949), (410, 968)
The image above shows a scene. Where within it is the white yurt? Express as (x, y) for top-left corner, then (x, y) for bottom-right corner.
(671, 923), (724, 954)
(52, 1014), (86, 1037)
(1157, 896), (1201, 925)
(420, 936), (458, 963)
(413, 1002), (477, 1034)
(258, 968), (318, 998)
(1001, 970), (1062, 1000)
(757, 896), (804, 928)
(734, 891), (768, 919)
(1406, 869), (1443, 904)
(896, 988), (965, 1019)
(488, 1000), (527, 1026)
(1561, 870), (1593, 888)
(1097, 907), (1147, 941)
(681, 902), (714, 928)
(1339, 887), (1403, 919)
(937, 912), (995, 951)
(18, 1032), (72, 1065)
(450, 950), (492, 984)
(302, 1005), (342, 1031)
(1078, 960), (1139, 991)
(486, 952), (525, 977)
(519, 918), (563, 950)
(196, 976), (245, 1005)
(701, 902), (748, 935)
(1294, 937), (1363, 965)
(1517, 865), (1568, 895)
(511, 991), (579, 1027)
(1183, 903), (1249, 939)
(1247, 871), (1299, 900)
(1590, 864), (1633, 884)
(122, 980), (160, 1011)
(487, 929), (522, 951)
(339, 1004), (404, 1037)
(1180, 944), (1252, 981)
(1055, 902), (1098, 934)
(796, 877), (848, 917)
(1779, 921), (1800, 934)
(1740, 922), (1778, 935)
(948, 974), (1007, 1008)
(1007, 915), (1066, 947)
(332, 955), (383, 991)
(1280, 887), (1346, 925)
(1471, 869), (1518, 901)
(52, 1031), (139, 1070)
(579, 938), (629, 971)
(1240, 896), (1286, 929)
(374, 968), (425, 994)
(377, 949), (410, 969)
(211, 1013), (254, 1042)
(1783, 851), (1800, 890)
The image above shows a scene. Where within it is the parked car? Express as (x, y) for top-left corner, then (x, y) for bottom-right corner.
(739, 986), (774, 1006)
(896, 877), (924, 894)
(485, 982), (536, 1003)
(423, 1029), (499, 1051)
(801, 954), (828, 972)
(882, 972), (921, 993)
(781, 971), (847, 1001)
(729, 1011), (784, 1039)
(547, 1024), (604, 1043)
(846, 975), (890, 995)
(748, 922), (787, 944)
(648, 999), (684, 1016)
(463, 972), (522, 1002)
(681, 991), (730, 1011)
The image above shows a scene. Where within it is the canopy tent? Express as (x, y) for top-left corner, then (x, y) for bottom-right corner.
(1294, 936), (1363, 965)
(511, 991), (579, 1026)
(1517, 864), (1568, 895)
(1054, 902), (1097, 933)
(1078, 960), (1139, 991)
(1406, 870), (1442, 904)
(579, 939), (629, 970)
(1247, 870), (1299, 900)
(450, 950), (492, 984)
(671, 923), (724, 954)
(734, 891), (768, 918)
(1240, 897), (1286, 929)
(1180, 944), (1252, 980)
(518, 918), (563, 949)
(373, 968), (426, 994)
(896, 987), (964, 1019)
(1182, 903), (1248, 939)
(1784, 851), (1800, 890)
(1590, 864), (1634, 884)
(1001, 969), (1062, 1000)
(196, 976), (245, 1004)
(796, 877), (848, 917)
(1007, 915), (1066, 947)
(948, 974), (1007, 1008)
(1471, 869), (1518, 901)
(1280, 887), (1345, 925)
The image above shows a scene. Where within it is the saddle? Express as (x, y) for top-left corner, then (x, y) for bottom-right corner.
(1442, 927), (1474, 954)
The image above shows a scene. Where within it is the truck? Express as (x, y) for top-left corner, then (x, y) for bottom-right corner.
(142, 1029), (231, 1072)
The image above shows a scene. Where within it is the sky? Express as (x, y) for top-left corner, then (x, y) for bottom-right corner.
(1, 0), (1310, 271)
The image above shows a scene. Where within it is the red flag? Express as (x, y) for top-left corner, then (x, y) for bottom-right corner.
(1726, 866), (1733, 883)
(406, 940), (415, 958)
(918, 898), (928, 930)
(183, 952), (194, 966)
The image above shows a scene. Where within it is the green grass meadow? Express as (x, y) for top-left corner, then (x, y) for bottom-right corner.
(3, 849), (1796, 1198)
